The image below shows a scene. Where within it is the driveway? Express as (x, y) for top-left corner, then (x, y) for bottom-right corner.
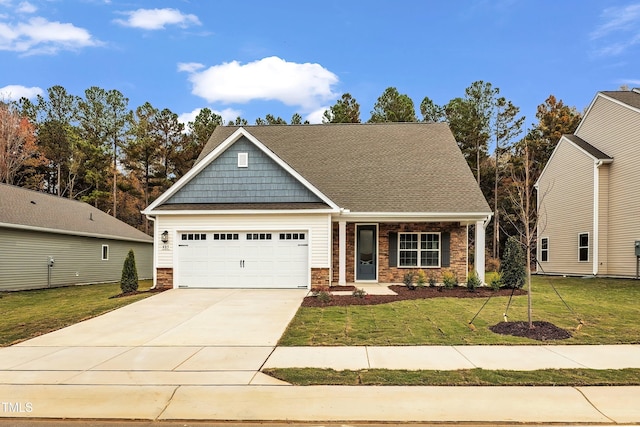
(0, 289), (306, 387)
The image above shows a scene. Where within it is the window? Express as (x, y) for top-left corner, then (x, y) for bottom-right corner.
(238, 152), (248, 167)
(540, 237), (549, 262)
(101, 245), (109, 261)
(279, 233), (305, 240)
(578, 233), (589, 262)
(213, 233), (239, 240)
(247, 233), (272, 240)
(399, 233), (440, 267)
(181, 233), (207, 241)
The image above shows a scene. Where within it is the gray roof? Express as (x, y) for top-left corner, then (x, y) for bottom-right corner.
(564, 134), (613, 160)
(192, 123), (491, 214)
(0, 184), (153, 243)
(600, 89), (640, 110)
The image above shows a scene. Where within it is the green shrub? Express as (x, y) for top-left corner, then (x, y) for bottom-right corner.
(442, 270), (457, 289)
(428, 271), (437, 287)
(317, 291), (332, 303)
(466, 271), (481, 292)
(403, 271), (416, 290)
(501, 236), (526, 289)
(416, 270), (426, 288)
(352, 288), (367, 298)
(120, 249), (139, 294)
(489, 272), (503, 291)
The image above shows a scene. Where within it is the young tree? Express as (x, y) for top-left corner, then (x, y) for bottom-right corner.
(419, 96), (445, 123)
(323, 93), (361, 123)
(368, 87), (417, 123)
(120, 249), (138, 294)
(0, 103), (41, 185)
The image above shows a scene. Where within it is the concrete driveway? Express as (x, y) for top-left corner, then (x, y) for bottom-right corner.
(0, 288), (306, 387)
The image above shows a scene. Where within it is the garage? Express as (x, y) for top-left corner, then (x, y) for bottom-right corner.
(176, 230), (309, 289)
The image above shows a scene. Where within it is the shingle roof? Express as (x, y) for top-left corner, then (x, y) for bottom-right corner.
(193, 123), (491, 214)
(0, 184), (153, 243)
(564, 134), (613, 160)
(600, 89), (640, 110)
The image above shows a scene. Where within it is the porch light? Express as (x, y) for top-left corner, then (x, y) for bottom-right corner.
(161, 230), (169, 243)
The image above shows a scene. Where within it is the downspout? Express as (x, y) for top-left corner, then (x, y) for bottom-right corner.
(593, 160), (603, 276)
(146, 215), (157, 289)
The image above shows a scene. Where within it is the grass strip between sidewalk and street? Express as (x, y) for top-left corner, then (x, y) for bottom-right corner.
(0, 280), (155, 346)
(263, 367), (640, 386)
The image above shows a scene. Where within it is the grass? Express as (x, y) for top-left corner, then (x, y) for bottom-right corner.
(279, 276), (640, 346)
(263, 367), (640, 386)
(0, 280), (155, 346)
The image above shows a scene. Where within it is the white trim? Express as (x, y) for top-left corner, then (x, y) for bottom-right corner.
(338, 220), (346, 285)
(540, 236), (549, 263)
(474, 220), (485, 284)
(336, 212), (492, 224)
(593, 162), (600, 275)
(578, 232), (590, 262)
(145, 208), (337, 216)
(0, 222), (153, 244)
(143, 127), (340, 214)
(101, 244), (109, 261)
(354, 223), (378, 282)
(237, 152), (248, 168)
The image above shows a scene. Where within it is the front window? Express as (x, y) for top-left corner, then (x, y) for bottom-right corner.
(578, 233), (589, 262)
(540, 237), (549, 262)
(399, 233), (440, 267)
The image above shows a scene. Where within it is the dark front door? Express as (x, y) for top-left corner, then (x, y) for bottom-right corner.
(356, 225), (376, 281)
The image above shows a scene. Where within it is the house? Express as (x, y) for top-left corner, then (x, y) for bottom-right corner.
(143, 123), (493, 290)
(536, 88), (640, 278)
(0, 184), (153, 291)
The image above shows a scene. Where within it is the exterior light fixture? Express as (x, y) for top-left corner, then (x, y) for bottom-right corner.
(161, 230), (169, 243)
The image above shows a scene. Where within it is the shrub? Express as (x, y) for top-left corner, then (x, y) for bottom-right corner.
(416, 270), (426, 288)
(442, 269), (457, 289)
(352, 288), (367, 298)
(312, 285), (330, 295)
(486, 256), (501, 272)
(501, 236), (526, 289)
(317, 291), (332, 303)
(403, 271), (416, 290)
(120, 249), (139, 294)
(427, 271), (437, 287)
(466, 271), (481, 292)
(489, 272), (503, 291)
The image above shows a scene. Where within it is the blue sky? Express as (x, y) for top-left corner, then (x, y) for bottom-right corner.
(1, 0), (639, 130)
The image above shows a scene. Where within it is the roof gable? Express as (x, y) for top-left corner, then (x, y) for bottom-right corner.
(577, 89), (640, 134)
(0, 184), (152, 242)
(189, 123), (491, 214)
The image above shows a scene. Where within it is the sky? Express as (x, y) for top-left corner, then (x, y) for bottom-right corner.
(1, 0), (639, 131)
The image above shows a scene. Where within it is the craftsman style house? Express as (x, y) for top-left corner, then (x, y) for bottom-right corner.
(536, 88), (640, 277)
(143, 123), (492, 289)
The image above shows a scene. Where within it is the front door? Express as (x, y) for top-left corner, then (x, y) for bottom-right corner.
(356, 225), (377, 281)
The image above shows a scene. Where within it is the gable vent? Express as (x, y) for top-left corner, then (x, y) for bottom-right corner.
(238, 152), (248, 168)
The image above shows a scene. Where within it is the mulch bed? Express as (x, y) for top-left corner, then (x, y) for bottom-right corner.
(302, 285), (526, 307)
(490, 321), (572, 341)
(110, 287), (168, 299)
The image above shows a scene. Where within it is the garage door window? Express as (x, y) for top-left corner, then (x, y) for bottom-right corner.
(247, 233), (272, 240)
(213, 233), (239, 240)
(181, 233), (207, 241)
(279, 233), (305, 240)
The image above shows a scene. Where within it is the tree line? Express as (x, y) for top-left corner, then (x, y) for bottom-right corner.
(1, 82), (582, 260)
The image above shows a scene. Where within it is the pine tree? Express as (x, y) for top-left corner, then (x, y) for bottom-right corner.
(120, 249), (138, 294)
(500, 236), (526, 289)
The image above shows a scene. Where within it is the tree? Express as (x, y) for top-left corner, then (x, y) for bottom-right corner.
(419, 96), (445, 123)
(120, 249), (139, 294)
(501, 236), (526, 289)
(290, 113), (304, 125)
(104, 89), (131, 218)
(155, 108), (184, 188)
(0, 103), (41, 185)
(368, 87), (416, 123)
(228, 116), (248, 126)
(323, 93), (361, 123)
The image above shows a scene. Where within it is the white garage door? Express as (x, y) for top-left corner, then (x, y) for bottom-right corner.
(176, 231), (309, 289)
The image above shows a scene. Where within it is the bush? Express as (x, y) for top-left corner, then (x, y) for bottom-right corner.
(317, 291), (332, 303)
(489, 272), (503, 291)
(416, 270), (427, 288)
(486, 256), (501, 272)
(501, 236), (526, 289)
(428, 271), (437, 287)
(403, 271), (416, 290)
(466, 271), (481, 292)
(120, 249), (139, 294)
(442, 269), (457, 289)
(352, 288), (367, 298)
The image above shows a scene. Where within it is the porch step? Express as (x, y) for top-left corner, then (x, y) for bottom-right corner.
(332, 285), (398, 296)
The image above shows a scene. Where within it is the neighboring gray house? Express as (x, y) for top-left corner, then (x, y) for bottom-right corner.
(536, 88), (640, 277)
(0, 184), (153, 291)
(143, 123), (492, 290)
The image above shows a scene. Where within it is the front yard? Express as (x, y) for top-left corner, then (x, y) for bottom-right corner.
(0, 280), (156, 346)
(279, 276), (640, 346)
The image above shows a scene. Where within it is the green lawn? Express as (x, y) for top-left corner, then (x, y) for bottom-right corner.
(0, 280), (156, 346)
(279, 276), (640, 346)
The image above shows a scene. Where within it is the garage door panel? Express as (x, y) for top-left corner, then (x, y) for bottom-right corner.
(176, 230), (308, 289)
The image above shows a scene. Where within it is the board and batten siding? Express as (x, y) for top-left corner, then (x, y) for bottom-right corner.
(537, 139), (594, 275)
(577, 95), (640, 277)
(155, 213), (332, 270)
(0, 228), (153, 291)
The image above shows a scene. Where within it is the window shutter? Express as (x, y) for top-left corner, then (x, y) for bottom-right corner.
(441, 232), (450, 267)
(389, 232), (397, 267)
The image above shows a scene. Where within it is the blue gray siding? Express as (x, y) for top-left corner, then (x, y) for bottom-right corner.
(0, 228), (153, 291)
(166, 137), (323, 204)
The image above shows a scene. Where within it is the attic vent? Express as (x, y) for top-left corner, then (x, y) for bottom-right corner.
(238, 152), (248, 168)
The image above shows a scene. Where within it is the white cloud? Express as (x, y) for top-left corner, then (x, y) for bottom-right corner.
(0, 84), (42, 100)
(181, 56), (339, 112)
(114, 8), (201, 30)
(591, 3), (640, 56)
(178, 107), (242, 127)
(0, 16), (100, 54)
(177, 62), (204, 73)
(16, 1), (36, 14)
(305, 106), (329, 124)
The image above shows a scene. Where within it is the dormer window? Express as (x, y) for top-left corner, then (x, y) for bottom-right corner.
(238, 152), (248, 167)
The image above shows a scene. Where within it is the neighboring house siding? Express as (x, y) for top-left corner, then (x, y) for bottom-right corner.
(577, 96), (640, 276)
(166, 137), (322, 205)
(155, 213), (332, 270)
(537, 140), (594, 275)
(0, 228), (153, 291)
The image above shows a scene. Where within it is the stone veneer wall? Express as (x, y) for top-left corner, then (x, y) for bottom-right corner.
(156, 268), (174, 289)
(311, 268), (330, 289)
(332, 222), (468, 284)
